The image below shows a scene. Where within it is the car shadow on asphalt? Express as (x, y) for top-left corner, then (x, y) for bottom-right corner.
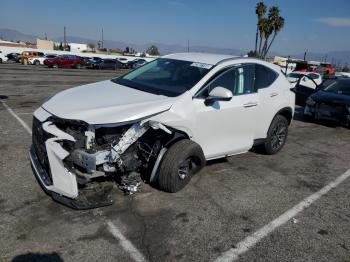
(11, 252), (63, 262)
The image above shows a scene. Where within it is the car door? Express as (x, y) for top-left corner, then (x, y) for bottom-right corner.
(193, 64), (258, 159)
(294, 75), (318, 106)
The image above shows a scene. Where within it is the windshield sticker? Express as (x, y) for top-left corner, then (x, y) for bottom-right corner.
(190, 62), (213, 69)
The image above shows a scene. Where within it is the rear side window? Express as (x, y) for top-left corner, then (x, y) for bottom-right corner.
(308, 73), (319, 80)
(255, 64), (278, 89)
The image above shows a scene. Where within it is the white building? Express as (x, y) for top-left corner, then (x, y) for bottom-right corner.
(69, 43), (88, 53)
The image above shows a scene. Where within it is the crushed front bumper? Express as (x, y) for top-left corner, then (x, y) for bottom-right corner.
(30, 145), (114, 209)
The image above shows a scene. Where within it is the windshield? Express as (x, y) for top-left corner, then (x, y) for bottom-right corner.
(323, 80), (350, 95)
(113, 58), (211, 97)
(288, 73), (303, 78)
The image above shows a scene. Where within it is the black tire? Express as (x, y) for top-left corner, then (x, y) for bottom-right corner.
(52, 63), (58, 68)
(75, 63), (82, 69)
(0, 58), (2, 63)
(263, 115), (289, 155)
(34, 60), (40, 65)
(156, 139), (205, 193)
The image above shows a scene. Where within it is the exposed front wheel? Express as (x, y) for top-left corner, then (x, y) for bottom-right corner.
(263, 115), (289, 155)
(156, 139), (205, 193)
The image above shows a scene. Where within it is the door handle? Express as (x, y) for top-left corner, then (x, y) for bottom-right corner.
(270, 92), (279, 97)
(243, 102), (258, 108)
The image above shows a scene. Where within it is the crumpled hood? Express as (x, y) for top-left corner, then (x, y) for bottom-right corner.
(42, 80), (174, 124)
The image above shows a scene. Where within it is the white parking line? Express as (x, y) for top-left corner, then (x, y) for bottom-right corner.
(1, 100), (148, 262)
(1, 100), (32, 135)
(214, 168), (350, 262)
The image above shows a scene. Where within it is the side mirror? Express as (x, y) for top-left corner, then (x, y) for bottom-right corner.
(204, 86), (233, 106)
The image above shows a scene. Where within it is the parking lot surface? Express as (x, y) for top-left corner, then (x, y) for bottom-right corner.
(1, 63), (349, 262)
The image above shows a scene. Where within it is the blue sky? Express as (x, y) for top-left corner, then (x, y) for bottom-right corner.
(1, 0), (350, 54)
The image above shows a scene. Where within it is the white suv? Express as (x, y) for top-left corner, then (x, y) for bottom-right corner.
(30, 53), (295, 208)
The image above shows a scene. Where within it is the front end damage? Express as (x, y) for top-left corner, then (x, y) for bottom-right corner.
(30, 107), (182, 209)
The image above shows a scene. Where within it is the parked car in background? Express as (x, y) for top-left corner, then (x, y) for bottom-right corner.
(0, 51), (8, 63)
(287, 72), (322, 88)
(82, 57), (93, 64)
(304, 78), (350, 126)
(5, 53), (20, 62)
(85, 57), (103, 69)
(44, 55), (85, 69)
(18, 51), (44, 63)
(133, 59), (147, 68)
(30, 53), (294, 208)
(98, 59), (123, 70)
(126, 58), (147, 69)
(28, 54), (58, 65)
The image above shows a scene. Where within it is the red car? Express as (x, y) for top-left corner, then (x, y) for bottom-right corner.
(44, 55), (85, 69)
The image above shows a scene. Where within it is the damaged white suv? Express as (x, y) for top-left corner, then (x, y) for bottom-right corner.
(30, 53), (295, 209)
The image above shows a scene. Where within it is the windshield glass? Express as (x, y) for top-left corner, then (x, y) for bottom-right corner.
(113, 58), (211, 97)
(288, 73), (303, 78)
(323, 80), (350, 95)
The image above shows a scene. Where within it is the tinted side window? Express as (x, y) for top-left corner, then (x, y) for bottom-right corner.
(308, 73), (319, 80)
(198, 64), (255, 97)
(255, 64), (278, 89)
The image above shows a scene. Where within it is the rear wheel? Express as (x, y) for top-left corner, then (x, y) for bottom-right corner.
(263, 115), (289, 155)
(52, 63), (58, 68)
(156, 139), (205, 193)
(34, 60), (40, 65)
(75, 63), (82, 69)
(0, 58), (2, 63)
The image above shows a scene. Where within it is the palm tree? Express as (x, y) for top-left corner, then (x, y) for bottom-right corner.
(261, 6), (280, 58)
(255, 2), (267, 55)
(264, 16), (285, 58)
(258, 18), (271, 57)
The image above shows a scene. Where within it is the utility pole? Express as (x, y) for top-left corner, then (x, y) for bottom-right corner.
(101, 28), (104, 49)
(187, 39), (189, 52)
(64, 26), (66, 49)
(303, 50), (307, 61)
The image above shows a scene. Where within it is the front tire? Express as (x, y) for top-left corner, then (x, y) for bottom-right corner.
(34, 60), (40, 65)
(156, 140), (205, 193)
(263, 115), (289, 155)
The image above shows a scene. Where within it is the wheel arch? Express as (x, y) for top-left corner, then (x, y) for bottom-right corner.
(276, 107), (293, 125)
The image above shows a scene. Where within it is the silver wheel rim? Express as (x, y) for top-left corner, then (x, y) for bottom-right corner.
(271, 122), (287, 151)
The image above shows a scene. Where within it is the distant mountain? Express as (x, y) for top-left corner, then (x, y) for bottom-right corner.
(52, 35), (244, 55)
(1, 28), (349, 65)
(0, 28), (38, 42)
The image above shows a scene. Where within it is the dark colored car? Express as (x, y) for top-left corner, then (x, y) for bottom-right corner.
(293, 75), (338, 106)
(303, 78), (350, 126)
(86, 57), (103, 69)
(98, 59), (123, 70)
(125, 59), (146, 69)
(6, 52), (20, 62)
(44, 55), (85, 69)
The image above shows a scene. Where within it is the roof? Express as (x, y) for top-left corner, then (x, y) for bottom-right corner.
(163, 52), (236, 65)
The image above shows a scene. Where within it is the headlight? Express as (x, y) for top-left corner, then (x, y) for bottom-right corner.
(306, 97), (316, 106)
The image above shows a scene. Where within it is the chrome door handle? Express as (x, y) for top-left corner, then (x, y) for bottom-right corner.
(243, 102), (258, 108)
(270, 92), (279, 97)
